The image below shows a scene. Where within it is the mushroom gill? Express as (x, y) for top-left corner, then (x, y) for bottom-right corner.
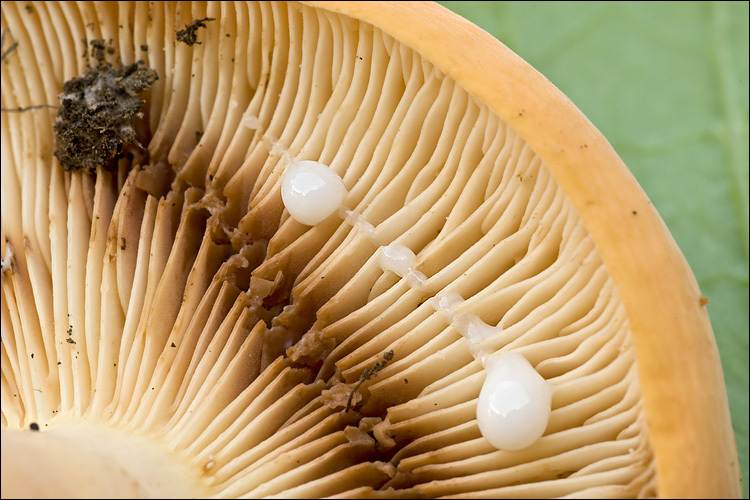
(0, 1), (741, 499)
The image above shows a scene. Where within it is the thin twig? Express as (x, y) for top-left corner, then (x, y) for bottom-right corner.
(345, 350), (395, 413)
(1, 28), (18, 62)
(1, 104), (59, 112)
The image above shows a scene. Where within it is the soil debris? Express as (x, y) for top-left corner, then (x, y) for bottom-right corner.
(176, 17), (215, 46)
(53, 40), (158, 173)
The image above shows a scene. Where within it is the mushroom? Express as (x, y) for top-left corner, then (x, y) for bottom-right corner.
(0, 1), (741, 498)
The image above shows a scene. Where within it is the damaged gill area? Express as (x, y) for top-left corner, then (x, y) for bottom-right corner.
(51, 37), (402, 439)
(2, 5), (453, 496)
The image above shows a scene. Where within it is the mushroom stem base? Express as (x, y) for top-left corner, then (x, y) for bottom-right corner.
(0, 423), (211, 498)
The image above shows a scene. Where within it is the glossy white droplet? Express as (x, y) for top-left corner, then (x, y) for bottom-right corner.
(378, 245), (416, 277)
(281, 160), (347, 226)
(477, 353), (552, 451)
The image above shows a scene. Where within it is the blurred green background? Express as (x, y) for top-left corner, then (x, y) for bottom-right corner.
(439, 1), (748, 495)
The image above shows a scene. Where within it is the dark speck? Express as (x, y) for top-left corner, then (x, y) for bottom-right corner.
(30, 422), (39, 431)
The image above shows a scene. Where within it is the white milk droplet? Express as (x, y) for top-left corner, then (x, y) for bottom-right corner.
(242, 114), (261, 129)
(378, 245), (416, 277)
(1, 244), (13, 272)
(469, 344), (491, 366)
(455, 314), (502, 344)
(428, 291), (465, 321)
(340, 208), (377, 242)
(263, 134), (292, 164)
(406, 269), (427, 289)
(281, 160), (347, 226)
(477, 353), (552, 451)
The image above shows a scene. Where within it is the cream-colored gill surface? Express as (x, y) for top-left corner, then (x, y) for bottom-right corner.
(1, 1), (657, 499)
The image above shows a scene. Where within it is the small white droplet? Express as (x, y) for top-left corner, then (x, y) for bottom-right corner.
(281, 160), (347, 226)
(263, 134), (292, 163)
(378, 245), (416, 277)
(469, 344), (491, 366)
(455, 314), (502, 344)
(406, 269), (427, 289)
(477, 353), (552, 451)
(428, 291), (465, 321)
(242, 114), (261, 129)
(1, 244), (13, 273)
(340, 208), (377, 242)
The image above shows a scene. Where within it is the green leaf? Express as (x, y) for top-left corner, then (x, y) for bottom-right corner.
(440, 1), (749, 495)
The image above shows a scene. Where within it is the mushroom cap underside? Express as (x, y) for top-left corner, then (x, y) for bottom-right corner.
(0, 1), (741, 498)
